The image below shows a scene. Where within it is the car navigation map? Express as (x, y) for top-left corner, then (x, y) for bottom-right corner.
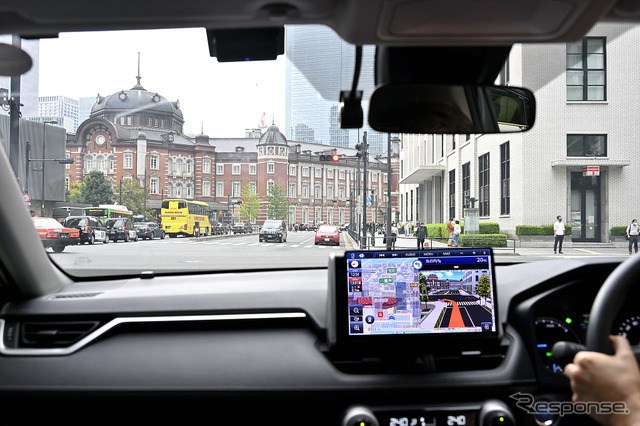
(346, 249), (497, 336)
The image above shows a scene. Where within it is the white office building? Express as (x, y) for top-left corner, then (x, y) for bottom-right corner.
(399, 22), (640, 243)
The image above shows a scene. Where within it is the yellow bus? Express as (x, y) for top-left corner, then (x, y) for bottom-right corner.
(161, 199), (213, 238)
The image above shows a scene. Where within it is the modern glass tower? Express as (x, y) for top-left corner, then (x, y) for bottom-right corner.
(285, 25), (386, 155)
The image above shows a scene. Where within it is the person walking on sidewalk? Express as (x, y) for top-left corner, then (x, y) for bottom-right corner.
(391, 223), (398, 249)
(452, 220), (461, 247)
(446, 218), (454, 246)
(627, 219), (640, 255)
(553, 215), (565, 254)
(416, 223), (428, 249)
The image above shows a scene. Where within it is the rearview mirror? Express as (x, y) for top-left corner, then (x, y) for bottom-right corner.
(368, 84), (535, 134)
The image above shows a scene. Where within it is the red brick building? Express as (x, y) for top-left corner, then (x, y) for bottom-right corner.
(66, 80), (400, 226)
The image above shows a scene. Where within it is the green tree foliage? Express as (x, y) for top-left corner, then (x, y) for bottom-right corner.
(65, 182), (84, 203)
(81, 171), (113, 206)
(418, 272), (430, 303)
(240, 183), (261, 223)
(476, 275), (492, 304)
(119, 179), (152, 219)
(266, 183), (289, 220)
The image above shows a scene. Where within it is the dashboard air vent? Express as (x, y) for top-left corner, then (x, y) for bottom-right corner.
(21, 321), (100, 348)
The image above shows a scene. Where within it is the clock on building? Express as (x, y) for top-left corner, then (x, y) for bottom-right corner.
(95, 134), (106, 146)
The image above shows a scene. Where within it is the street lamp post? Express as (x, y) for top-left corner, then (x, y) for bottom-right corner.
(40, 120), (57, 216)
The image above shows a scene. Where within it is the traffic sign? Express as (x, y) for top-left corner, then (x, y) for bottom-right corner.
(23, 194), (30, 202)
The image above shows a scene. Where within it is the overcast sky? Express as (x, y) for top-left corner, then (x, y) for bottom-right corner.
(38, 28), (286, 138)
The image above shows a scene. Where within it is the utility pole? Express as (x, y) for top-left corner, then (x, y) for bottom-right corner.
(386, 133), (393, 250)
(361, 131), (368, 249)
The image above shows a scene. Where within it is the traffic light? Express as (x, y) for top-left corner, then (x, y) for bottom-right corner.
(320, 153), (341, 162)
(355, 143), (363, 158)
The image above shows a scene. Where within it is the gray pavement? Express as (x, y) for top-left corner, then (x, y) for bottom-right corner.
(344, 232), (635, 260)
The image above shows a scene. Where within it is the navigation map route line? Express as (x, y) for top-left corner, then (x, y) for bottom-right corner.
(441, 298), (465, 327)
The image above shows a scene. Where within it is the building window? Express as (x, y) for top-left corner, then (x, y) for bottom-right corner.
(185, 184), (193, 198)
(147, 117), (153, 126)
(478, 153), (490, 217)
(232, 164), (241, 175)
(216, 181), (224, 197)
(249, 164), (256, 175)
(339, 170), (345, 180)
(203, 158), (211, 174)
(175, 159), (183, 175)
(315, 167), (321, 177)
(150, 154), (159, 170)
(449, 169), (456, 220)
(327, 184), (334, 200)
(289, 165), (296, 176)
(202, 179), (211, 197)
(267, 147), (275, 156)
(267, 180), (275, 194)
(217, 164), (224, 175)
(500, 142), (510, 215)
(249, 181), (257, 194)
(327, 169), (334, 179)
(462, 162), (470, 209)
(383, 173), (388, 184)
(339, 185), (345, 200)
(302, 183), (309, 198)
(567, 134), (607, 157)
(315, 183), (322, 199)
(127, 116), (132, 125)
(327, 207), (333, 224)
(175, 183), (182, 198)
(150, 177), (159, 194)
(567, 37), (606, 101)
(108, 156), (114, 174)
(124, 152), (133, 169)
(232, 180), (241, 197)
(267, 162), (275, 174)
(302, 167), (309, 177)
(289, 182), (296, 198)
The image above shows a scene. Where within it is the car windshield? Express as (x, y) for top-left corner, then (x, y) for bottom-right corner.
(318, 225), (337, 232)
(8, 22), (636, 277)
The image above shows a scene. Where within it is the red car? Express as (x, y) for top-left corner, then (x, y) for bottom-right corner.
(32, 217), (81, 253)
(314, 224), (340, 246)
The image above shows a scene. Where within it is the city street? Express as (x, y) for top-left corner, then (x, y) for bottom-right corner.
(47, 228), (634, 277)
(49, 230), (347, 276)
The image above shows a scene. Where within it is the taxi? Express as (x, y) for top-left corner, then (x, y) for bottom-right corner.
(32, 217), (81, 253)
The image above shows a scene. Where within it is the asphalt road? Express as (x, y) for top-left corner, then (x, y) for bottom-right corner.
(49, 230), (346, 277)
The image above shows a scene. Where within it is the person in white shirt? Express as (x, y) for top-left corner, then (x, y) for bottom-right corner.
(452, 220), (461, 247)
(554, 215), (565, 254)
(627, 219), (640, 255)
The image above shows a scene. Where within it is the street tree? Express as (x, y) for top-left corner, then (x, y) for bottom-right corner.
(81, 171), (113, 206)
(65, 182), (84, 203)
(476, 275), (492, 305)
(418, 272), (430, 303)
(240, 184), (261, 223)
(266, 183), (289, 220)
(119, 179), (152, 219)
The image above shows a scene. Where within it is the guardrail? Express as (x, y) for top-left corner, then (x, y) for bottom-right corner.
(425, 236), (517, 253)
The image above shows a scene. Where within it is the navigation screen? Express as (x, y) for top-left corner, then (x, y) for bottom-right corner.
(345, 249), (497, 336)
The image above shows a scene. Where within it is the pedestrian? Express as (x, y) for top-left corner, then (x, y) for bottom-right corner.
(453, 220), (461, 247)
(446, 218), (454, 246)
(627, 219), (640, 255)
(370, 223), (376, 246)
(553, 215), (565, 254)
(391, 222), (398, 250)
(416, 222), (428, 249)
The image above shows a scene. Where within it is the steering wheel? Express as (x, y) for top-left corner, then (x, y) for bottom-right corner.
(585, 254), (640, 354)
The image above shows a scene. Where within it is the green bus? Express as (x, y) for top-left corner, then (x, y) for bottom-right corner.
(82, 204), (133, 221)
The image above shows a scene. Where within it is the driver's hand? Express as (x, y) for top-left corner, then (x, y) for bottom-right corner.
(565, 335), (640, 426)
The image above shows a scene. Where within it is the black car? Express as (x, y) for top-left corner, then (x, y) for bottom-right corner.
(135, 222), (165, 240)
(259, 220), (287, 243)
(232, 223), (252, 234)
(104, 218), (138, 242)
(63, 216), (109, 244)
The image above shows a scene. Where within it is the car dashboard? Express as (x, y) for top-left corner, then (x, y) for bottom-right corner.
(0, 256), (631, 425)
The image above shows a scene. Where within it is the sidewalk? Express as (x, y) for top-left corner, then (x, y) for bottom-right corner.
(344, 232), (633, 257)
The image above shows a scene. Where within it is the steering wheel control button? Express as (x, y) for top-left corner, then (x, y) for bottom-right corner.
(365, 315), (375, 324)
(343, 407), (379, 426)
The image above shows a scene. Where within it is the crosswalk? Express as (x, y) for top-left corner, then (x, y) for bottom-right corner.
(152, 238), (341, 249)
(443, 301), (480, 306)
